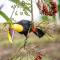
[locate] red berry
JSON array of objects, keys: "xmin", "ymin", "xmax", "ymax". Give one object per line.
[
  {"xmin": 42, "ymin": 4, "xmax": 48, "ymax": 15},
  {"xmin": 50, "ymin": 2, "xmax": 58, "ymax": 15}
]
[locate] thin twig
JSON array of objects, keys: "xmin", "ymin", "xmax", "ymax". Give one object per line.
[
  {"xmin": 10, "ymin": 5, "xmax": 16, "ymax": 19},
  {"xmin": 31, "ymin": 0, "xmax": 33, "ymax": 23},
  {"xmin": 24, "ymin": 37, "xmax": 28, "ymax": 49}
]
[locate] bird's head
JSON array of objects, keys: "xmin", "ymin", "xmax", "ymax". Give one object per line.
[{"xmin": 8, "ymin": 24, "xmax": 23, "ymax": 43}]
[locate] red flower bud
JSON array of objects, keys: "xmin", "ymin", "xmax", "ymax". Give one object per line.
[{"xmin": 34, "ymin": 52, "xmax": 43, "ymax": 60}]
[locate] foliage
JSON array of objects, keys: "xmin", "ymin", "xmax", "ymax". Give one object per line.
[
  {"xmin": 0, "ymin": 11, "xmax": 13, "ymax": 26},
  {"xmin": 9, "ymin": 0, "xmax": 31, "ymax": 16},
  {"xmin": 41, "ymin": 16, "xmax": 48, "ymax": 22},
  {"xmin": 58, "ymin": 0, "xmax": 60, "ymax": 18}
]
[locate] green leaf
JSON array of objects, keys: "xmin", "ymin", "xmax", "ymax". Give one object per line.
[
  {"xmin": 58, "ymin": 0, "xmax": 60, "ymax": 18},
  {"xmin": 0, "ymin": 11, "xmax": 13, "ymax": 26},
  {"xmin": 24, "ymin": 10, "xmax": 30, "ymax": 16},
  {"xmin": 9, "ymin": 0, "xmax": 20, "ymax": 5},
  {"xmin": 41, "ymin": 16, "xmax": 48, "ymax": 21}
]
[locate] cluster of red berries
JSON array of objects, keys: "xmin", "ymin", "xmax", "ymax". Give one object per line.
[
  {"xmin": 49, "ymin": 2, "xmax": 58, "ymax": 16},
  {"xmin": 37, "ymin": 0, "xmax": 58, "ymax": 16},
  {"xmin": 34, "ymin": 52, "xmax": 43, "ymax": 60},
  {"xmin": 42, "ymin": 3, "xmax": 48, "ymax": 15}
]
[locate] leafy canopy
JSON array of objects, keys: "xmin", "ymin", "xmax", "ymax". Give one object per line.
[{"xmin": 9, "ymin": 0, "xmax": 31, "ymax": 16}]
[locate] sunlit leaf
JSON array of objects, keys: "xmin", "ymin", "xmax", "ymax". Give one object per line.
[
  {"xmin": 0, "ymin": 11, "xmax": 13, "ymax": 26},
  {"xmin": 8, "ymin": 31, "xmax": 13, "ymax": 43}
]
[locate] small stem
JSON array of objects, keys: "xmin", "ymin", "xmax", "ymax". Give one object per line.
[
  {"xmin": 10, "ymin": 5, "xmax": 16, "ymax": 19},
  {"xmin": 31, "ymin": 0, "xmax": 33, "ymax": 23}
]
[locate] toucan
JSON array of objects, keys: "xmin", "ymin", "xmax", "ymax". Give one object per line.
[{"xmin": 8, "ymin": 20, "xmax": 45, "ymax": 43}]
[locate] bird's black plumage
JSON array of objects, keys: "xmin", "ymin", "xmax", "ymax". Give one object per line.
[
  {"xmin": 33, "ymin": 28, "xmax": 45, "ymax": 38},
  {"xmin": 17, "ymin": 20, "xmax": 31, "ymax": 37},
  {"xmin": 16, "ymin": 20, "xmax": 45, "ymax": 38}
]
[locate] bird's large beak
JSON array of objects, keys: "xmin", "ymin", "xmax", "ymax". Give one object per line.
[{"xmin": 8, "ymin": 28, "xmax": 14, "ymax": 43}]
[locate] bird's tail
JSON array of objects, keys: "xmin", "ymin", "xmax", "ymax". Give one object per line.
[{"xmin": 33, "ymin": 28, "xmax": 45, "ymax": 38}]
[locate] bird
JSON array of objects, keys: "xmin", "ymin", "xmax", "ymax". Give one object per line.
[{"xmin": 8, "ymin": 20, "xmax": 45, "ymax": 44}]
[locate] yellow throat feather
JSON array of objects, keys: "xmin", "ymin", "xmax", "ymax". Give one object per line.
[{"xmin": 11, "ymin": 24, "xmax": 23, "ymax": 32}]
